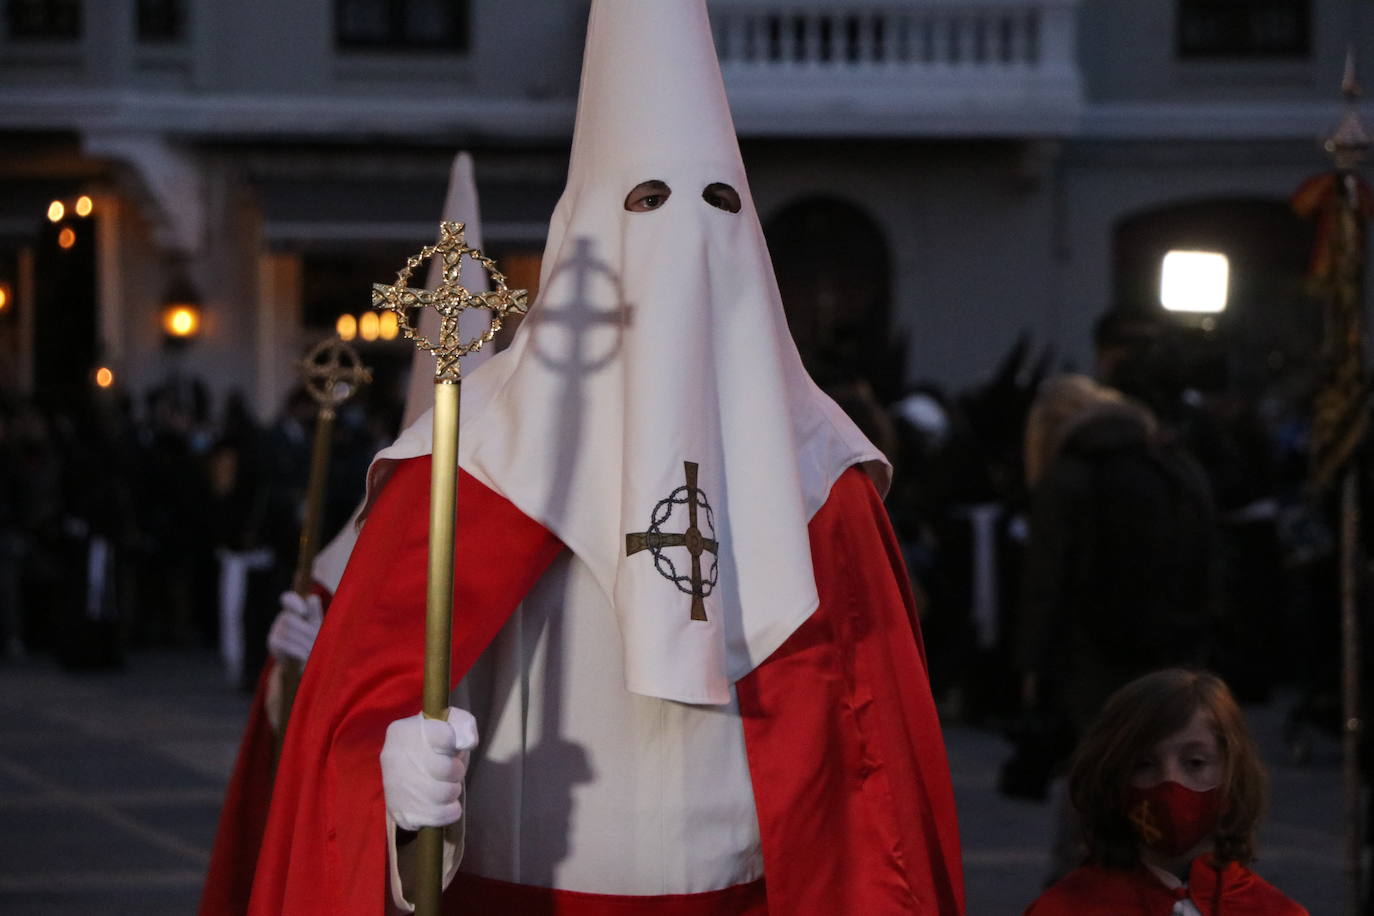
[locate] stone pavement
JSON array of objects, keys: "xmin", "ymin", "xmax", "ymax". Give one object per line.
[{"xmin": 0, "ymin": 649, "xmax": 1348, "ymax": 914}]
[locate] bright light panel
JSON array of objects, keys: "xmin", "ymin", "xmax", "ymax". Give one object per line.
[{"xmin": 1160, "ymin": 250, "xmax": 1229, "ymax": 314}]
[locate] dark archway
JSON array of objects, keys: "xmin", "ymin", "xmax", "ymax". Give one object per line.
[{"xmin": 763, "ymin": 196, "xmax": 899, "ymax": 399}]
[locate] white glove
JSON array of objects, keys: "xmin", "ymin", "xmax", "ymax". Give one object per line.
[
  {"xmin": 267, "ymin": 591, "xmax": 323, "ymax": 663},
  {"xmin": 380, "ymin": 709, "xmax": 478, "ymax": 832}
]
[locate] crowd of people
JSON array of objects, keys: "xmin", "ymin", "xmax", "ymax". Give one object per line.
[
  {"xmin": 0, "ymin": 3, "xmax": 1345, "ymax": 908},
  {"xmin": 0, "ymin": 297, "xmax": 1331, "ymax": 914},
  {"xmin": 856, "ymin": 309, "xmax": 1339, "ymax": 750},
  {"xmin": 0, "ymin": 303, "xmax": 1341, "ymax": 913},
  {"xmin": 0, "ymin": 371, "xmax": 401, "ymax": 685}
]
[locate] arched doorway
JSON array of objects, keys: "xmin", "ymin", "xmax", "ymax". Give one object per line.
[{"xmin": 763, "ymin": 196, "xmax": 898, "ymax": 398}]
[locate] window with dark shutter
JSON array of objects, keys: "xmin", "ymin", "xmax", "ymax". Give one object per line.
[
  {"xmin": 1177, "ymin": 0, "xmax": 1310, "ymax": 59},
  {"xmin": 6, "ymin": 0, "xmax": 81, "ymax": 39},
  {"xmin": 334, "ymin": 0, "xmax": 468, "ymax": 53}
]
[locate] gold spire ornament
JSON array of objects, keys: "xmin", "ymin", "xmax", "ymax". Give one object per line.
[
  {"xmin": 275, "ymin": 338, "xmax": 372, "ymax": 746},
  {"xmin": 372, "ymin": 221, "xmax": 527, "ymax": 916},
  {"xmin": 1294, "ymin": 46, "xmax": 1370, "ymax": 916}
]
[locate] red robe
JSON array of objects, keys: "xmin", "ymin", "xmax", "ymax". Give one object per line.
[
  {"xmin": 200, "ymin": 660, "xmax": 279, "ymax": 916},
  {"xmin": 244, "ymin": 456, "xmax": 965, "ymax": 914},
  {"xmin": 201, "ymin": 580, "xmax": 338, "ymax": 916},
  {"xmin": 1024, "ymin": 856, "xmax": 1308, "ymax": 916}
]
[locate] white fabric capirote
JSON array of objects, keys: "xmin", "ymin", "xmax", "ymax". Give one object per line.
[
  {"xmin": 311, "ymin": 152, "xmax": 491, "ymax": 595},
  {"xmin": 368, "ymin": 0, "xmax": 888, "ymax": 704}
]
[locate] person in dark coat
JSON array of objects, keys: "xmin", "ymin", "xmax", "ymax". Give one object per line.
[{"xmin": 1017, "ymin": 374, "xmax": 1218, "ymax": 880}]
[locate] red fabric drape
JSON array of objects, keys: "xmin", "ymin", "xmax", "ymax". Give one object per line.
[
  {"xmin": 738, "ymin": 468, "xmax": 966, "ymax": 915},
  {"xmin": 447, "ymin": 873, "xmax": 767, "ymax": 915},
  {"xmin": 247, "ymin": 457, "xmax": 564, "ymax": 914},
  {"xmin": 238, "ymin": 460, "xmax": 964, "ymax": 914},
  {"xmin": 201, "ymin": 579, "xmax": 336, "ymax": 916},
  {"xmin": 1024, "ymin": 855, "xmax": 1308, "ymax": 915},
  {"xmin": 199, "ymin": 660, "xmax": 279, "ymax": 916}
]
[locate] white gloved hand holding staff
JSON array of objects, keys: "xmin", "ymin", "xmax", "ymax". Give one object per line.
[
  {"xmin": 381, "ymin": 708, "xmax": 478, "ymax": 831},
  {"xmin": 267, "ymin": 591, "xmax": 323, "ymax": 664}
]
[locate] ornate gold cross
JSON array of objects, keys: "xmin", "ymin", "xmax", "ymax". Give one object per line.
[
  {"xmin": 626, "ymin": 461, "xmax": 719, "ymax": 622},
  {"xmin": 371, "ymin": 220, "xmax": 529, "ymax": 382},
  {"xmin": 373, "ymin": 221, "xmax": 529, "ymax": 916},
  {"xmin": 298, "ymin": 337, "xmax": 372, "ymax": 417}
]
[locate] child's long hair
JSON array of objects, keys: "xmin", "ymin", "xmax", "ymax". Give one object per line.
[{"xmin": 1068, "ymin": 668, "xmax": 1267, "ymax": 868}]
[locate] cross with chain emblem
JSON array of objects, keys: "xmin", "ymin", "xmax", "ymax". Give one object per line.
[
  {"xmin": 370, "ymin": 220, "xmax": 529, "ymax": 382},
  {"xmin": 626, "ymin": 461, "xmax": 719, "ymax": 622}
]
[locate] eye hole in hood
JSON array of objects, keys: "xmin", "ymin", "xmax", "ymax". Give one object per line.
[
  {"xmin": 625, "ymin": 180, "xmax": 671, "ymax": 212},
  {"xmin": 702, "ymin": 182, "xmax": 741, "ymax": 214}
]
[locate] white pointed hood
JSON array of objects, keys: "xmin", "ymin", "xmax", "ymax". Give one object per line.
[{"xmin": 370, "ymin": 0, "xmax": 887, "ymax": 704}]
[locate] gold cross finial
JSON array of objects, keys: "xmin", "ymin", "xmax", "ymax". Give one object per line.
[
  {"xmin": 371, "ymin": 221, "xmax": 530, "ymax": 382},
  {"xmin": 1326, "ymin": 45, "xmax": 1370, "ymax": 172},
  {"xmin": 298, "ymin": 337, "xmax": 372, "ymax": 416}
]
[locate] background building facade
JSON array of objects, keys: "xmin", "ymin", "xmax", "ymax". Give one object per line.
[{"xmin": 0, "ymin": 0, "xmax": 1368, "ymax": 418}]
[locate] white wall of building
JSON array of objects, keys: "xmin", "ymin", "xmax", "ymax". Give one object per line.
[{"xmin": 1, "ymin": 0, "xmax": 1371, "ymax": 411}]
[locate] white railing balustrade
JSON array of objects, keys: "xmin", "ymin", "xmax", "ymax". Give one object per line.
[
  {"xmin": 715, "ymin": 6, "xmax": 1045, "ymax": 69},
  {"xmin": 710, "ymin": 0, "xmax": 1084, "ymax": 135}
]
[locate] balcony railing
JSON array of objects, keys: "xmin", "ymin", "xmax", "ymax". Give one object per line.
[{"xmin": 711, "ymin": 0, "xmax": 1084, "ymax": 136}]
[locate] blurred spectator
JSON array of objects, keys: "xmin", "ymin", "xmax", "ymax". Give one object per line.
[
  {"xmin": 1015, "ymin": 374, "xmax": 1217, "ymax": 880},
  {"xmin": 209, "ymin": 390, "xmax": 273, "ymax": 686},
  {"xmin": 233, "ymin": 387, "xmax": 315, "ymax": 689},
  {"xmin": 132, "ymin": 375, "xmax": 216, "ymax": 647}
]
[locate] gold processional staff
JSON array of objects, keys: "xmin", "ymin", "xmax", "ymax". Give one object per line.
[
  {"xmin": 275, "ymin": 337, "xmax": 372, "ymax": 750},
  {"xmin": 372, "ymin": 220, "xmax": 529, "ymax": 916}
]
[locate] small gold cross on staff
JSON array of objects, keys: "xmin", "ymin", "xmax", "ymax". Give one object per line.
[
  {"xmin": 372, "ymin": 220, "xmax": 527, "ymax": 916},
  {"xmin": 371, "ymin": 220, "xmax": 528, "ymax": 382},
  {"xmin": 275, "ymin": 338, "xmax": 372, "ymax": 747}
]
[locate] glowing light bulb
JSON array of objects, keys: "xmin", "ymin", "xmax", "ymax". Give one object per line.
[
  {"xmin": 359, "ymin": 311, "xmax": 380, "ymax": 342},
  {"xmin": 47, "ymin": 201, "xmax": 65, "ymax": 222},
  {"xmin": 57, "ymin": 227, "xmax": 76, "ymax": 249},
  {"xmin": 336, "ymin": 314, "xmax": 357, "ymax": 341},
  {"xmin": 162, "ymin": 305, "xmax": 201, "ymax": 338},
  {"xmin": 75, "ymin": 195, "xmax": 93, "ymax": 217},
  {"xmin": 378, "ymin": 310, "xmax": 399, "ymax": 340},
  {"xmin": 95, "ymin": 367, "xmax": 114, "ymax": 388}
]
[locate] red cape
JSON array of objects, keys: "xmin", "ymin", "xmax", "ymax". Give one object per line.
[
  {"xmin": 243, "ymin": 456, "xmax": 964, "ymax": 914},
  {"xmin": 200, "ymin": 660, "xmax": 279, "ymax": 916},
  {"xmin": 201, "ymin": 582, "xmax": 337, "ymax": 916},
  {"xmin": 1024, "ymin": 856, "xmax": 1308, "ymax": 916}
]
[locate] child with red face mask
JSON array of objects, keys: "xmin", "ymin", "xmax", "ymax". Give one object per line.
[{"xmin": 1024, "ymin": 668, "xmax": 1308, "ymax": 916}]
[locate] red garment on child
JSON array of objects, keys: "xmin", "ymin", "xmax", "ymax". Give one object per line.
[{"xmin": 1024, "ymin": 854, "xmax": 1308, "ymax": 916}]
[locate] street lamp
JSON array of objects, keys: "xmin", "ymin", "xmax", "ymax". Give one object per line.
[{"xmin": 160, "ymin": 270, "xmax": 203, "ymax": 343}]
